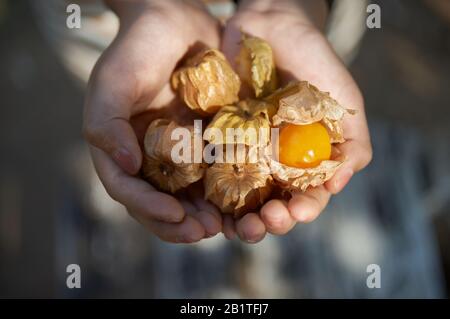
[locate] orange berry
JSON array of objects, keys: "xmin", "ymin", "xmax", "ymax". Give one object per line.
[{"xmin": 278, "ymin": 123, "xmax": 331, "ymax": 168}]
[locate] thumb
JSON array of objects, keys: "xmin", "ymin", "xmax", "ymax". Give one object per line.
[
  {"xmin": 83, "ymin": 75, "xmax": 143, "ymax": 175},
  {"xmin": 83, "ymin": 116, "xmax": 142, "ymax": 175}
]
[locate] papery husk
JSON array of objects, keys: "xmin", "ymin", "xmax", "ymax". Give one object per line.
[
  {"xmin": 269, "ymin": 156, "xmax": 343, "ymax": 192},
  {"xmin": 171, "ymin": 49, "xmax": 241, "ymax": 115},
  {"xmin": 236, "ymin": 33, "xmax": 278, "ymax": 98},
  {"xmin": 142, "ymin": 119, "xmax": 205, "ymax": 193},
  {"xmin": 267, "ymin": 81, "xmax": 356, "ymax": 143},
  {"xmin": 204, "ymin": 147, "xmax": 272, "ymax": 218},
  {"xmin": 264, "ymin": 81, "xmax": 354, "ymax": 191},
  {"xmin": 205, "ymin": 99, "xmax": 275, "ymax": 146}
]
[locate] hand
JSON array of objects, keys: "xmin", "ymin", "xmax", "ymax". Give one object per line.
[
  {"xmin": 83, "ymin": 0, "xmax": 222, "ymax": 243},
  {"xmin": 221, "ymin": 0, "xmax": 373, "ymax": 243}
]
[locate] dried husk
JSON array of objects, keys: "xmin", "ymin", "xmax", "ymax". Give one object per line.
[
  {"xmin": 204, "ymin": 148, "xmax": 272, "ymax": 218},
  {"xmin": 205, "ymin": 99, "xmax": 275, "ymax": 146},
  {"xmin": 171, "ymin": 49, "xmax": 241, "ymax": 115},
  {"xmin": 141, "ymin": 119, "xmax": 205, "ymax": 193},
  {"xmin": 268, "ymin": 153, "xmax": 343, "ymax": 192},
  {"xmin": 265, "ymin": 81, "xmax": 355, "ymax": 191},
  {"xmin": 236, "ymin": 33, "xmax": 278, "ymax": 98},
  {"xmin": 267, "ymin": 81, "xmax": 356, "ymax": 143}
]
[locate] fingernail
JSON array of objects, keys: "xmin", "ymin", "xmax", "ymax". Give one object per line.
[
  {"xmin": 243, "ymin": 232, "xmax": 259, "ymax": 244},
  {"xmin": 203, "ymin": 214, "xmax": 220, "ymax": 237},
  {"xmin": 113, "ymin": 148, "xmax": 138, "ymax": 175},
  {"xmin": 334, "ymin": 168, "xmax": 353, "ymax": 193},
  {"xmin": 176, "ymin": 234, "xmax": 197, "ymax": 243},
  {"xmin": 223, "ymin": 230, "xmax": 236, "ymax": 241},
  {"xmin": 178, "ymin": 236, "xmax": 194, "ymax": 243}
]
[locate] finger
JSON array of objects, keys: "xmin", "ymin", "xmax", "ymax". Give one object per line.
[
  {"xmin": 188, "ymin": 208, "xmax": 221, "ymax": 238},
  {"xmin": 181, "ymin": 183, "xmax": 222, "ymax": 237},
  {"xmin": 288, "ymin": 185, "xmax": 331, "ymax": 223},
  {"xmin": 221, "ymin": 11, "xmax": 268, "ymax": 67},
  {"xmin": 221, "ymin": 19, "xmax": 242, "ymax": 68},
  {"xmin": 235, "ymin": 213, "xmax": 266, "ymax": 243},
  {"xmin": 187, "ymin": 184, "xmax": 222, "ymax": 222},
  {"xmin": 180, "ymin": 199, "xmax": 220, "ymax": 238},
  {"xmin": 91, "ymin": 146, "xmax": 184, "ymax": 223},
  {"xmin": 135, "ymin": 214, "xmax": 205, "ymax": 244},
  {"xmin": 223, "ymin": 215, "xmax": 237, "ymax": 240},
  {"xmin": 134, "ymin": 197, "xmax": 204, "ymax": 243},
  {"xmin": 82, "ymin": 50, "xmax": 154, "ymax": 175},
  {"xmin": 193, "ymin": 198, "xmax": 222, "ymax": 224},
  {"xmin": 179, "ymin": 198, "xmax": 198, "ymax": 214},
  {"xmin": 83, "ymin": 115, "xmax": 142, "ymax": 175},
  {"xmin": 83, "ymin": 68, "xmax": 144, "ymax": 175},
  {"xmin": 194, "ymin": 211, "xmax": 221, "ymax": 238},
  {"xmin": 82, "ymin": 17, "xmax": 184, "ymax": 174},
  {"xmin": 260, "ymin": 200, "xmax": 296, "ymax": 235},
  {"xmin": 325, "ymin": 139, "xmax": 372, "ymax": 194}
]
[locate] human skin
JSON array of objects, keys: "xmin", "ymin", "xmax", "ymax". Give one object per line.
[
  {"xmin": 83, "ymin": 0, "xmax": 224, "ymax": 243},
  {"xmin": 220, "ymin": 0, "xmax": 372, "ymax": 242},
  {"xmin": 83, "ymin": 0, "xmax": 372, "ymax": 244}
]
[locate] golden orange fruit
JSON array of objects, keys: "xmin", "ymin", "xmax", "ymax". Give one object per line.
[{"xmin": 279, "ymin": 123, "xmax": 331, "ymax": 168}]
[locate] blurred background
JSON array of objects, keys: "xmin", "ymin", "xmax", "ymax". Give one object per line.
[{"xmin": 0, "ymin": 0, "xmax": 449, "ymax": 298}]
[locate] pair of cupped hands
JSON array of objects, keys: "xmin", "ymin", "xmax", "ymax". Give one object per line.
[{"xmin": 83, "ymin": 0, "xmax": 372, "ymax": 244}]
